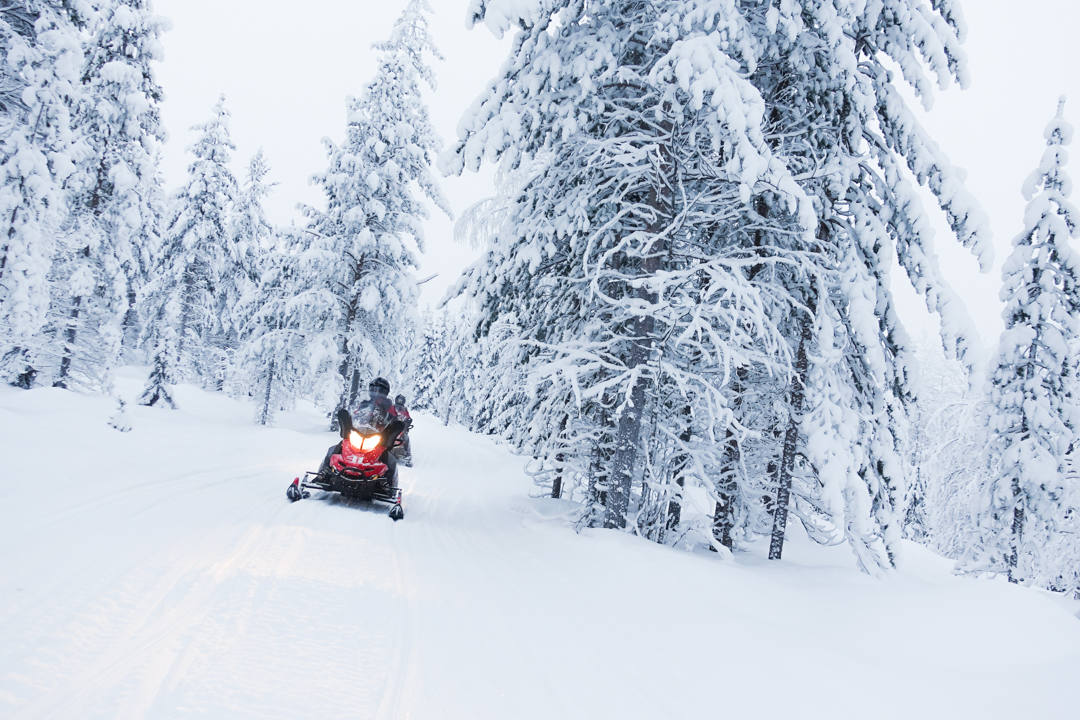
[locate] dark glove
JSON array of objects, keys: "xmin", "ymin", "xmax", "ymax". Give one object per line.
[{"xmin": 336, "ymin": 408, "xmax": 353, "ymax": 437}]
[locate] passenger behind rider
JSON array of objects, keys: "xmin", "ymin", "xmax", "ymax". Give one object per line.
[{"xmin": 390, "ymin": 394, "xmax": 413, "ymax": 466}]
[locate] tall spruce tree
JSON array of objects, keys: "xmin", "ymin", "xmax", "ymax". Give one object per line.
[
  {"xmin": 982, "ymin": 99, "xmax": 1080, "ymax": 585},
  {"xmin": 746, "ymin": 0, "xmax": 989, "ymax": 570},
  {"xmin": 453, "ymin": 1, "xmax": 821, "ymax": 533},
  {"xmin": 224, "ymin": 149, "xmax": 276, "ymax": 398},
  {"xmin": 138, "ymin": 96, "xmax": 237, "ymax": 404},
  {"xmin": 302, "ymin": 0, "xmax": 448, "ymax": 420},
  {"xmin": 240, "ymin": 233, "xmax": 309, "ymax": 426},
  {"xmin": 51, "ymin": 0, "xmax": 166, "ymax": 391},
  {"xmin": 457, "ymin": 1, "xmax": 988, "ymax": 570},
  {"xmin": 231, "ymin": 159, "xmax": 310, "ymax": 425},
  {"xmin": 0, "ymin": 1, "xmax": 84, "ymax": 387}
]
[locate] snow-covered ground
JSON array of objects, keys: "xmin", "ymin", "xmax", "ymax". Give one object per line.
[{"xmin": 2, "ymin": 372, "xmax": 1079, "ymax": 719}]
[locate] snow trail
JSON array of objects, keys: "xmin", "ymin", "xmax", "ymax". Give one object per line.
[{"xmin": 1, "ymin": 380, "xmax": 1079, "ymax": 719}]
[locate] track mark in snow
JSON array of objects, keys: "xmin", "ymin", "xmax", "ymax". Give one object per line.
[
  {"xmin": 375, "ymin": 513, "xmax": 420, "ymax": 720},
  {"xmin": 12, "ymin": 495, "xmax": 287, "ymax": 719}
]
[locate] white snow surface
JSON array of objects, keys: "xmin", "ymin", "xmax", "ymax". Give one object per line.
[{"xmin": 1, "ymin": 371, "xmax": 1079, "ymax": 719}]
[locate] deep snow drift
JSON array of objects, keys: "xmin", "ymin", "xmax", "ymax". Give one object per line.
[{"xmin": 1, "ymin": 372, "xmax": 1079, "ymax": 719}]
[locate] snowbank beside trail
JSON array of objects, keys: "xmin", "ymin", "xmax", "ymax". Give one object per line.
[{"xmin": 1, "ymin": 374, "xmax": 1079, "ymax": 719}]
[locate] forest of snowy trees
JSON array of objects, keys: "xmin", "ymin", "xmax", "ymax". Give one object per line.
[{"xmin": 1, "ymin": 0, "xmax": 1077, "ymax": 594}]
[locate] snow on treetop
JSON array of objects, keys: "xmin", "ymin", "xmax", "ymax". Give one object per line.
[
  {"xmin": 466, "ymin": 0, "xmax": 546, "ymax": 36},
  {"xmin": 1047, "ymin": 96, "xmax": 1074, "ymax": 145}
]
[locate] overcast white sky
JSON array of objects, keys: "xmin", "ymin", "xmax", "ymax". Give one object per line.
[{"xmin": 154, "ymin": 0, "xmax": 1080, "ymax": 359}]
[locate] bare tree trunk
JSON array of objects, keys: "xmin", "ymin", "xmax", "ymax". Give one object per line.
[
  {"xmin": 551, "ymin": 459, "xmax": 564, "ymax": 499},
  {"xmin": 1007, "ymin": 477, "xmax": 1024, "ymax": 584},
  {"xmin": 1008, "ymin": 336, "xmax": 1040, "ymax": 584},
  {"xmin": 604, "ymin": 120, "xmax": 673, "ymax": 529},
  {"xmin": 214, "ymin": 344, "xmax": 228, "ymax": 392},
  {"xmin": 332, "ymin": 261, "xmax": 364, "ymax": 431},
  {"xmin": 122, "ymin": 288, "xmax": 139, "ymax": 353},
  {"xmin": 713, "ymin": 366, "xmax": 748, "ymax": 551},
  {"xmin": 665, "ymin": 404, "xmax": 692, "ymax": 536},
  {"xmin": 768, "ymin": 318, "xmax": 811, "ymax": 561},
  {"xmin": 1, "ymin": 207, "xmax": 18, "ymax": 288},
  {"xmin": 607, "ymin": 360, "xmax": 650, "ymax": 529},
  {"xmin": 56, "ymin": 245, "xmax": 95, "ymax": 389},
  {"xmin": 551, "ymin": 414, "xmax": 568, "ymax": 499},
  {"xmin": 713, "ymin": 430, "xmax": 739, "ymax": 550},
  {"xmin": 177, "ymin": 268, "xmax": 198, "ymax": 380},
  {"xmin": 586, "ymin": 402, "xmax": 613, "ymax": 527},
  {"xmin": 53, "ymin": 294, "xmax": 83, "ymax": 388},
  {"xmin": 258, "ymin": 359, "xmax": 276, "ymax": 425}
]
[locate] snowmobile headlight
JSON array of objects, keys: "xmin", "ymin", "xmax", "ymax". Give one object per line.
[{"xmin": 349, "ymin": 430, "xmax": 381, "ymax": 452}]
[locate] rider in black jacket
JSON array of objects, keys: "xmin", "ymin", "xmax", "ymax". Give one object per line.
[{"xmin": 318, "ymin": 377, "xmax": 407, "ymax": 486}]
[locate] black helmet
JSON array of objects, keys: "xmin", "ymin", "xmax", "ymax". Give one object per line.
[
  {"xmin": 368, "ymin": 376, "xmax": 390, "ymax": 396},
  {"xmin": 395, "ymin": 394, "xmax": 407, "ymax": 407}
]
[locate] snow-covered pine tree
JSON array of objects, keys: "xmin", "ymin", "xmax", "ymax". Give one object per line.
[
  {"xmin": 233, "ymin": 150, "xmax": 274, "ymax": 260},
  {"xmin": 138, "ymin": 96, "xmax": 237, "ymax": 402},
  {"xmin": 458, "ymin": 1, "xmax": 988, "ymax": 569},
  {"xmin": 239, "ymin": 229, "xmax": 310, "ymax": 426},
  {"xmin": 50, "ymin": 0, "xmax": 167, "ymax": 391},
  {"xmin": 230, "ymin": 158, "xmax": 309, "ymax": 425},
  {"xmin": 226, "ymin": 149, "xmax": 277, "ymax": 398},
  {"xmin": 406, "ymin": 310, "xmax": 445, "ymax": 413},
  {"xmin": 210, "ymin": 148, "xmax": 268, "ymax": 392},
  {"xmin": 748, "ymin": 0, "xmax": 989, "ymax": 570},
  {"xmin": 0, "ymin": 1, "xmax": 84, "ymax": 387},
  {"xmin": 453, "ymin": 1, "xmax": 818, "ymax": 534},
  {"xmin": 981, "ymin": 99, "xmax": 1080, "ymax": 585},
  {"xmin": 302, "ymin": 0, "xmax": 448, "ymax": 421}
]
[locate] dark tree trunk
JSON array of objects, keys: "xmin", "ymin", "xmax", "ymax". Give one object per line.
[
  {"xmin": 607, "ymin": 363, "xmax": 650, "ymax": 529},
  {"xmin": 713, "ymin": 433, "xmax": 739, "ymax": 551},
  {"xmin": 122, "ymin": 288, "xmax": 139, "ymax": 352},
  {"xmin": 258, "ymin": 359, "xmax": 276, "ymax": 425},
  {"xmin": 586, "ymin": 402, "xmax": 613, "ymax": 527},
  {"xmin": 768, "ymin": 318, "xmax": 812, "ymax": 561},
  {"xmin": 56, "ymin": 246, "xmax": 93, "ymax": 389},
  {"xmin": 53, "ymin": 295, "xmax": 83, "ymax": 388},
  {"xmin": 214, "ymin": 345, "xmax": 228, "ymax": 392},
  {"xmin": 589, "ymin": 449, "xmax": 610, "ymax": 527},
  {"xmin": 1008, "ymin": 477, "xmax": 1024, "ymax": 584},
  {"xmin": 551, "ymin": 414, "xmax": 568, "ymax": 499},
  {"xmin": 665, "ymin": 404, "xmax": 692, "ymax": 536},
  {"xmin": 332, "ymin": 260, "xmax": 363, "ymax": 431},
  {"xmin": 713, "ymin": 367, "xmax": 748, "ymax": 551},
  {"xmin": 1008, "ymin": 336, "xmax": 1040, "ymax": 583},
  {"xmin": 1, "ymin": 206, "xmax": 17, "ymax": 288},
  {"xmin": 178, "ymin": 268, "xmax": 198, "ymax": 376},
  {"xmin": 604, "ymin": 120, "xmax": 673, "ymax": 530}
]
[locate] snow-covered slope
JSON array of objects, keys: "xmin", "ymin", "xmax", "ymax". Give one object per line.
[{"xmin": 1, "ymin": 373, "xmax": 1079, "ymax": 719}]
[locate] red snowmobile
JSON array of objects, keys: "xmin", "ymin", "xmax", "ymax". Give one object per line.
[{"xmin": 287, "ymin": 416, "xmax": 405, "ymax": 521}]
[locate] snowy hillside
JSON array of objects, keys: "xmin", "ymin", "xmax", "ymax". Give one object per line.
[{"xmin": 1, "ymin": 374, "xmax": 1078, "ymax": 719}]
